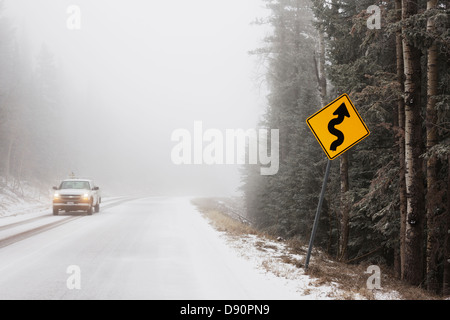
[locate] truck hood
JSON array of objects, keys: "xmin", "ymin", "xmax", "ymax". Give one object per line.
[{"xmin": 57, "ymin": 189, "xmax": 89, "ymax": 196}]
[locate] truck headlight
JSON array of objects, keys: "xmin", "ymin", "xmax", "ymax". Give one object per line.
[
  {"xmin": 82, "ymin": 193, "xmax": 90, "ymax": 201},
  {"xmin": 53, "ymin": 193, "xmax": 61, "ymax": 200}
]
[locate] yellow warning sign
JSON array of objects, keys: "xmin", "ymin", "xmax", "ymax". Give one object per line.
[{"xmin": 306, "ymin": 94, "xmax": 370, "ymax": 160}]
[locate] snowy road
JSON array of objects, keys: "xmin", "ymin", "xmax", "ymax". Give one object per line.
[{"xmin": 0, "ymin": 197, "xmax": 300, "ymax": 300}]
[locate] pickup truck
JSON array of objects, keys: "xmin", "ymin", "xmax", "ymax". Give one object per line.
[{"xmin": 52, "ymin": 179, "xmax": 101, "ymax": 215}]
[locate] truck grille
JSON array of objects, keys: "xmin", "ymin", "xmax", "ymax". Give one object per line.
[{"xmin": 61, "ymin": 195, "xmax": 82, "ymax": 201}]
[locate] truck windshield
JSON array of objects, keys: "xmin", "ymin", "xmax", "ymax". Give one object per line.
[{"xmin": 59, "ymin": 181, "xmax": 90, "ymax": 190}]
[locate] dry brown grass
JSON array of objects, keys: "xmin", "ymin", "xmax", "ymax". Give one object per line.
[
  {"xmin": 192, "ymin": 197, "xmax": 444, "ymax": 300},
  {"xmin": 300, "ymin": 249, "xmax": 441, "ymax": 300},
  {"xmin": 192, "ymin": 198, "xmax": 258, "ymax": 237}
]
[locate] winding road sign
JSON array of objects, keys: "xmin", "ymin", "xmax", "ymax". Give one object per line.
[{"xmin": 306, "ymin": 94, "xmax": 370, "ymax": 160}]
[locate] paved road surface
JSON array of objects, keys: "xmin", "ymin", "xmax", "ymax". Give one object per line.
[{"xmin": 0, "ymin": 197, "xmax": 298, "ymax": 300}]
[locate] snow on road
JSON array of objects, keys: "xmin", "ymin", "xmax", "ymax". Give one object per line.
[{"xmin": 0, "ymin": 197, "xmax": 311, "ymax": 300}]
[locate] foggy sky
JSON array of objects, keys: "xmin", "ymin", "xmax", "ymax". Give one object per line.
[{"xmin": 4, "ymin": 0, "xmax": 270, "ymax": 196}]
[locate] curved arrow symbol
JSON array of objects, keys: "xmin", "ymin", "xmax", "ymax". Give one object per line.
[{"xmin": 328, "ymin": 102, "xmax": 350, "ymax": 152}]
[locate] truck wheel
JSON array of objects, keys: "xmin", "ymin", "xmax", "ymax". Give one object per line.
[
  {"xmin": 94, "ymin": 203, "xmax": 100, "ymax": 213},
  {"xmin": 87, "ymin": 206, "xmax": 93, "ymax": 215},
  {"xmin": 53, "ymin": 208, "xmax": 59, "ymax": 216}
]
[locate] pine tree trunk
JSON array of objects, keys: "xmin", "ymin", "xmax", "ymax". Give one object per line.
[
  {"xmin": 425, "ymin": 0, "xmax": 440, "ymax": 293},
  {"xmin": 443, "ymin": 154, "xmax": 450, "ymax": 295},
  {"xmin": 395, "ymin": 0, "xmax": 407, "ymax": 280},
  {"xmin": 339, "ymin": 152, "xmax": 350, "ymax": 262},
  {"xmin": 318, "ymin": 29, "xmax": 327, "ymax": 106},
  {"xmin": 402, "ymin": 0, "xmax": 425, "ymax": 286}
]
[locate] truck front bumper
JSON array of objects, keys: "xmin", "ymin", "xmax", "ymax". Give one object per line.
[{"xmin": 53, "ymin": 202, "xmax": 90, "ymax": 211}]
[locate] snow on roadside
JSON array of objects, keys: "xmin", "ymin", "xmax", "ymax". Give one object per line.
[
  {"xmin": 200, "ymin": 215, "xmax": 403, "ymax": 300},
  {"xmin": 216, "ymin": 232, "xmax": 345, "ymax": 299},
  {"xmin": 0, "ymin": 180, "xmax": 51, "ymax": 219}
]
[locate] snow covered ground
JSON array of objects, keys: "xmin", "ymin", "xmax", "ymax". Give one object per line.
[
  {"xmin": 219, "ymin": 233, "xmax": 342, "ymax": 300},
  {"xmin": 0, "ymin": 180, "xmax": 50, "ymax": 218},
  {"xmin": 0, "ymin": 197, "xmax": 306, "ymax": 299},
  {"xmin": 195, "ymin": 199, "xmax": 407, "ymax": 300},
  {"xmin": 0, "ymin": 192, "xmax": 422, "ymax": 300},
  {"xmin": 210, "ymin": 231, "xmax": 403, "ymax": 300}
]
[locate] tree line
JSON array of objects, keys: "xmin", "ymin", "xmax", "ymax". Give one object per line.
[
  {"xmin": 0, "ymin": 8, "xmax": 63, "ymax": 191},
  {"xmin": 243, "ymin": 0, "xmax": 449, "ymax": 295},
  {"xmin": 0, "ymin": 4, "xmax": 95, "ymax": 193}
]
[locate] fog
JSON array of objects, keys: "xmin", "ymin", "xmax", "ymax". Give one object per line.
[{"xmin": 4, "ymin": 0, "xmax": 269, "ymax": 196}]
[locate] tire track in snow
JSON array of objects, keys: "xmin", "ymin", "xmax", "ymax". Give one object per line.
[{"xmin": 0, "ymin": 197, "xmax": 138, "ymax": 249}]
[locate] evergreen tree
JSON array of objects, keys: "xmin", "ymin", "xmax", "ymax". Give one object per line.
[
  {"xmin": 245, "ymin": 0, "xmax": 324, "ymax": 241},
  {"xmin": 247, "ymin": 0, "xmax": 450, "ymax": 292}
]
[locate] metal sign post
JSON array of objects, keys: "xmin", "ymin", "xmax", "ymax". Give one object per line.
[
  {"xmin": 304, "ymin": 94, "xmax": 370, "ymax": 271},
  {"xmin": 304, "ymin": 159, "xmax": 331, "ymax": 271}
]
